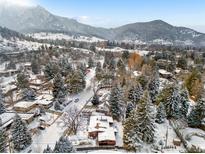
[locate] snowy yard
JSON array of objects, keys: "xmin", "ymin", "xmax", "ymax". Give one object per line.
[{"xmin": 155, "ymin": 120, "xmax": 186, "ymax": 153}]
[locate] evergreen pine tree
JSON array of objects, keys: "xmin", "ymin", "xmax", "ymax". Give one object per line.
[
  {"xmin": 66, "ymin": 70, "xmax": 86, "ymax": 94},
  {"xmin": 53, "ymin": 136, "xmax": 75, "ymax": 153},
  {"xmin": 117, "ymin": 59, "xmax": 126, "ymax": 73},
  {"xmin": 125, "ymin": 102, "xmax": 134, "ymax": 118},
  {"xmin": 180, "ymin": 88, "xmax": 189, "ymax": 118},
  {"xmin": 0, "ymin": 88, "xmax": 4, "ymax": 103},
  {"xmin": 52, "ymin": 73, "xmax": 66, "ymax": 100},
  {"xmin": 0, "ymin": 101, "xmax": 6, "ymax": 114},
  {"xmin": 109, "ymin": 85, "xmax": 126, "ymax": 121},
  {"xmin": 95, "ymin": 62, "xmax": 103, "ymax": 80},
  {"xmin": 134, "ymin": 91, "xmax": 156, "ymax": 143},
  {"xmin": 22, "ymin": 88, "xmax": 36, "ymax": 101},
  {"xmin": 44, "ymin": 62, "xmax": 60, "ymax": 80},
  {"xmin": 58, "ymin": 58, "xmax": 73, "ymax": 77},
  {"xmin": 78, "ymin": 63, "xmax": 87, "ymax": 76},
  {"xmin": 88, "ymin": 57, "xmax": 94, "ymax": 68},
  {"xmin": 128, "ymin": 82, "xmax": 143, "ymax": 105},
  {"xmin": 188, "ymin": 98, "xmax": 205, "ymax": 127},
  {"xmin": 155, "ymin": 102, "xmax": 166, "ymax": 124},
  {"xmin": 108, "ymin": 58, "xmax": 116, "ymax": 71},
  {"xmin": 165, "ymin": 87, "xmax": 180, "ymax": 119},
  {"xmin": 16, "ymin": 72, "xmax": 29, "ymax": 89},
  {"xmin": 148, "ymin": 71, "xmax": 160, "ymax": 103},
  {"xmin": 123, "ymin": 109, "xmax": 142, "ymax": 151},
  {"xmin": 11, "ymin": 115, "xmax": 32, "ymax": 151},
  {"xmin": 43, "ymin": 145, "xmax": 53, "ymax": 153},
  {"xmin": 122, "ymin": 50, "xmax": 130, "ymax": 62},
  {"xmin": 31, "ymin": 58, "xmax": 40, "ymax": 74},
  {"xmin": 0, "ymin": 128, "xmax": 6, "ymax": 153},
  {"xmin": 91, "ymin": 93, "xmax": 100, "ymax": 106},
  {"xmin": 124, "ymin": 91, "xmax": 155, "ymax": 151},
  {"xmin": 137, "ymin": 75, "xmax": 149, "ymax": 90},
  {"xmin": 54, "ymin": 100, "xmax": 62, "ymax": 111}
]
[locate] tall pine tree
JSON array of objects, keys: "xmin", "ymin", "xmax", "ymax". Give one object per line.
[
  {"xmin": 0, "ymin": 128, "xmax": 6, "ymax": 152},
  {"xmin": 128, "ymin": 82, "xmax": 143, "ymax": 105},
  {"xmin": 11, "ymin": 115, "xmax": 32, "ymax": 151},
  {"xmin": 180, "ymin": 88, "xmax": 189, "ymax": 118},
  {"xmin": 155, "ymin": 102, "xmax": 166, "ymax": 124},
  {"xmin": 148, "ymin": 70, "xmax": 160, "ymax": 103},
  {"xmin": 0, "ymin": 101, "xmax": 6, "ymax": 114},
  {"xmin": 125, "ymin": 102, "xmax": 134, "ymax": 118},
  {"xmin": 52, "ymin": 73, "xmax": 66, "ymax": 100},
  {"xmin": 109, "ymin": 85, "xmax": 126, "ymax": 121},
  {"xmin": 134, "ymin": 90, "xmax": 156, "ymax": 143},
  {"xmin": 188, "ymin": 98, "xmax": 205, "ymax": 128},
  {"xmin": 124, "ymin": 91, "xmax": 155, "ymax": 151},
  {"xmin": 123, "ymin": 109, "xmax": 142, "ymax": 151},
  {"xmin": 165, "ymin": 86, "xmax": 180, "ymax": 119}
]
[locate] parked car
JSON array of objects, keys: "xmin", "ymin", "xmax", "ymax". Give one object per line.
[
  {"xmin": 74, "ymin": 98, "xmax": 79, "ymax": 103},
  {"xmin": 68, "ymin": 100, "xmax": 73, "ymax": 104}
]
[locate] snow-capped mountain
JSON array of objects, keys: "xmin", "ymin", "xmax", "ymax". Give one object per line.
[
  {"xmin": 1, "ymin": 4, "xmax": 205, "ymax": 46},
  {"xmin": 0, "ymin": 4, "xmax": 110, "ymax": 38}
]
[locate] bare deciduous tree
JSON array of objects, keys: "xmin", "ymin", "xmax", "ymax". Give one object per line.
[{"xmin": 62, "ymin": 106, "xmax": 83, "ymax": 135}]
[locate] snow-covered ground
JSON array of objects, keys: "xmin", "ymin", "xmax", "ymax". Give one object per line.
[
  {"xmin": 31, "ymin": 114, "xmax": 65, "ymax": 152},
  {"xmin": 155, "ymin": 120, "xmax": 186, "ymax": 153},
  {"xmin": 88, "ymin": 150, "xmax": 125, "ymax": 153},
  {"xmin": 0, "ymin": 38, "xmax": 48, "ymax": 52},
  {"xmin": 96, "ymin": 47, "xmax": 150, "ymax": 56},
  {"xmin": 29, "ymin": 32, "xmax": 105, "ymax": 42}
]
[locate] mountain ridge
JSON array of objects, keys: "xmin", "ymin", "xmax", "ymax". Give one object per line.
[{"xmin": 1, "ymin": 4, "xmax": 205, "ymax": 46}]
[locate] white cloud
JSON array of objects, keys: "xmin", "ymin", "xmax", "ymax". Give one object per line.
[
  {"xmin": 72, "ymin": 16, "xmax": 112, "ymax": 27},
  {"xmin": 73, "ymin": 16, "xmax": 90, "ymax": 23},
  {"xmin": 0, "ymin": 0, "xmax": 36, "ymax": 6},
  {"xmin": 189, "ymin": 25, "xmax": 205, "ymax": 33}
]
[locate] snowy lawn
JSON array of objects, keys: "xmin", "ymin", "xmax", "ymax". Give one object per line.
[
  {"xmin": 155, "ymin": 119, "xmax": 186, "ymax": 153},
  {"xmin": 30, "ymin": 113, "xmax": 65, "ymax": 152}
]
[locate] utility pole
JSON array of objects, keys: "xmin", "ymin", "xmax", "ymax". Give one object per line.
[{"xmin": 165, "ymin": 126, "xmax": 168, "ymax": 147}]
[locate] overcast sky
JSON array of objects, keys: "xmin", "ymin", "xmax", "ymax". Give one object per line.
[{"xmin": 2, "ymin": 0, "xmax": 205, "ymax": 33}]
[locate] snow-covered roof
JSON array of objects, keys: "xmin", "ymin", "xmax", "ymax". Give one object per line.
[
  {"xmin": 37, "ymin": 94, "xmax": 53, "ymax": 101},
  {"xmin": 18, "ymin": 113, "xmax": 34, "ymax": 120},
  {"xmin": 14, "ymin": 101, "xmax": 36, "ymax": 108},
  {"xmin": 98, "ymin": 128, "xmax": 116, "ymax": 141},
  {"xmin": 0, "ymin": 112, "xmax": 15, "ymax": 127},
  {"xmin": 36, "ymin": 99, "xmax": 52, "ymax": 105},
  {"xmin": 158, "ymin": 69, "xmax": 172, "ymax": 75},
  {"xmin": 35, "ymin": 94, "xmax": 53, "ymax": 105},
  {"xmin": 88, "ymin": 115, "xmax": 114, "ymax": 133},
  {"xmin": 2, "ymin": 84, "xmax": 17, "ymax": 94},
  {"xmin": 133, "ymin": 71, "xmax": 141, "ymax": 77},
  {"xmin": 175, "ymin": 68, "xmax": 181, "ymax": 73},
  {"xmin": 24, "ymin": 62, "xmax": 31, "ymax": 66}
]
